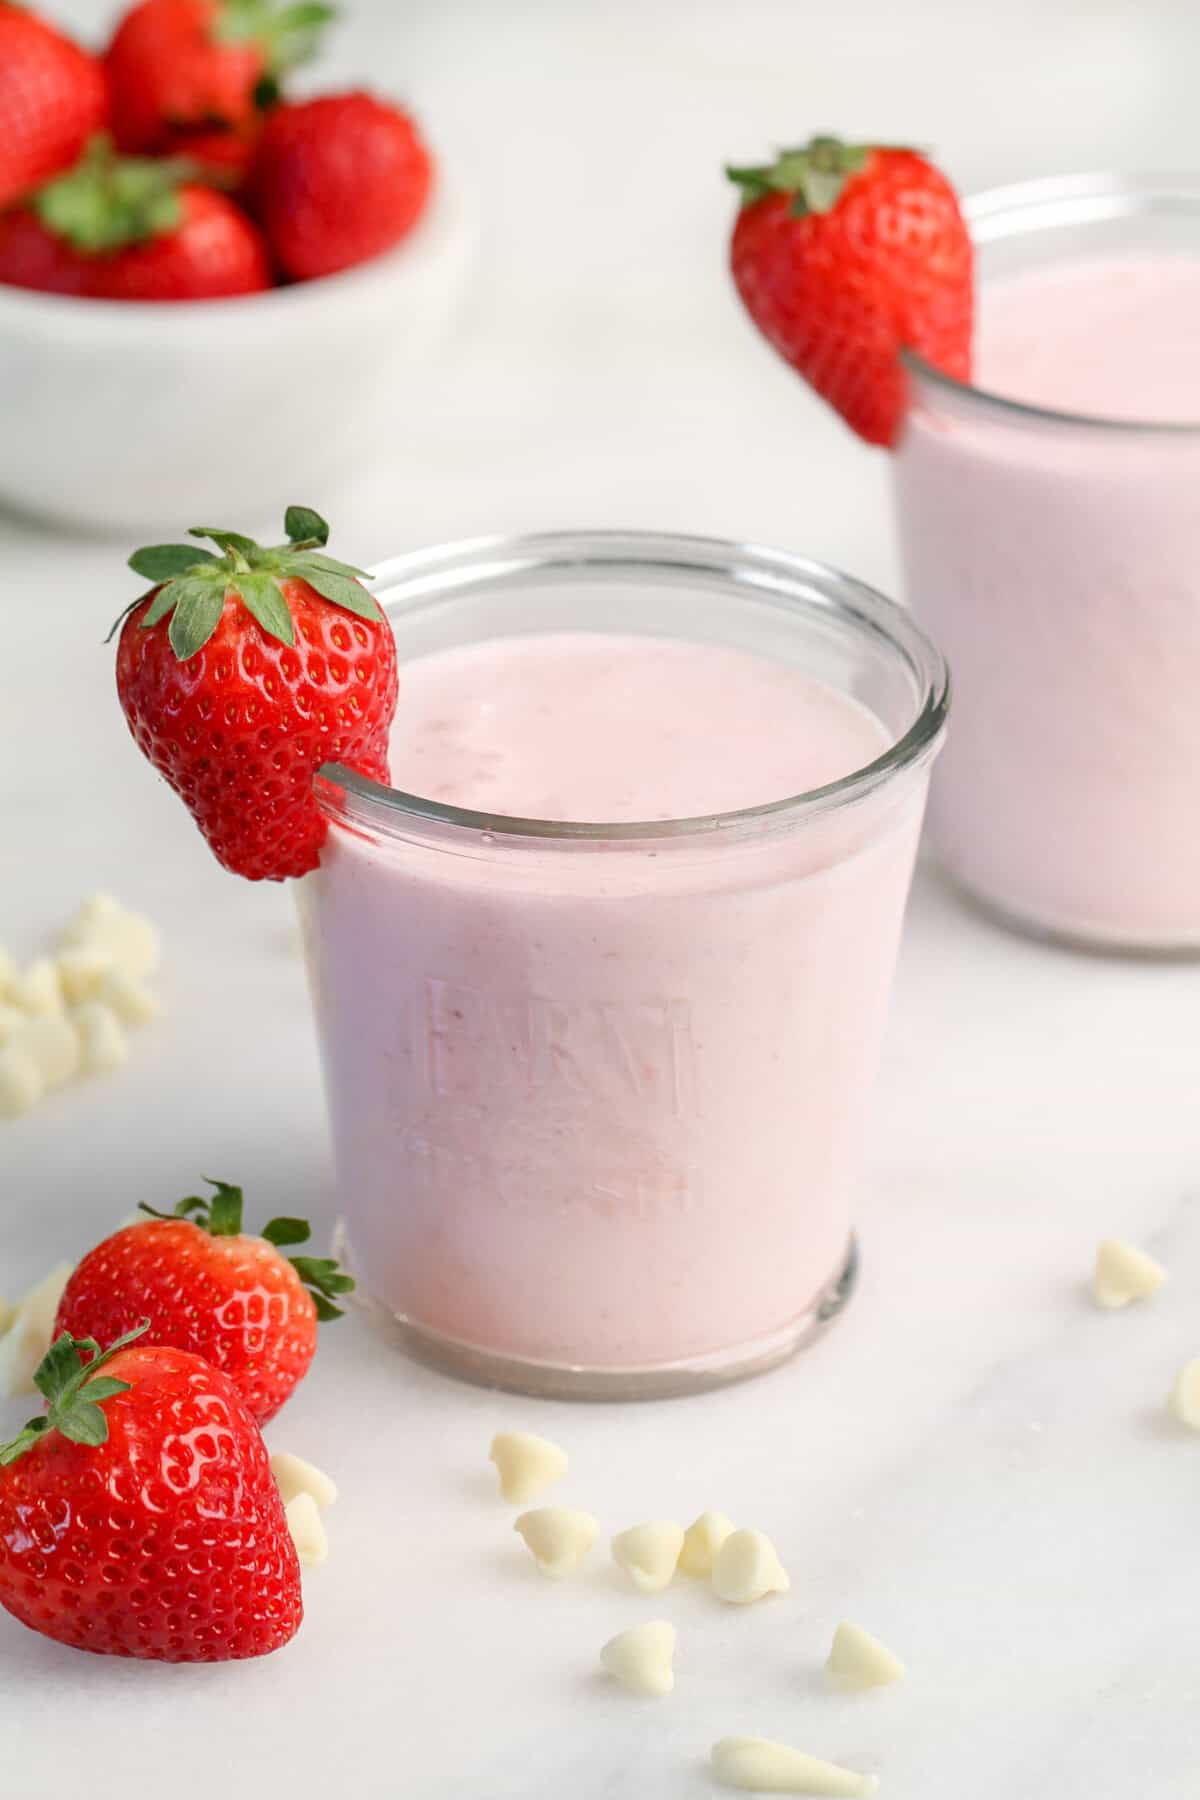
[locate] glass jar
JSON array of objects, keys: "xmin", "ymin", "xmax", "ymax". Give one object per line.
[
  {"xmin": 893, "ymin": 173, "xmax": 1200, "ymax": 951},
  {"xmin": 298, "ymin": 530, "xmax": 948, "ymax": 1398}
]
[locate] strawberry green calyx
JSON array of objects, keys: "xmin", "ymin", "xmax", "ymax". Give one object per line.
[
  {"xmin": 726, "ymin": 135, "xmax": 903, "ymax": 217},
  {"xmin": 0, "ymin": 1321, "xmax": 150, "ymax": 1466},
  {"xmin": 34, "ymin": 135, "xmax": 189, "ymax": 252},
  {"xmin": 214, "ymin": 0, "xmax": 336, "ymax": 97},
  {"xmin": 139, "ymin": 1178, "xmax": 356, "ymax": 1321},
  {"xmin": 117, "ymin": 504, "xmax": 381, "ymax": 662}
]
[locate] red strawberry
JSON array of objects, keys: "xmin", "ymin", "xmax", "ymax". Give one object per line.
[
  {"xmin": 0, "ymin": 140, "xmax": 270, "ymax": 300},
  {"xmin": 0, "ymin": 5, "xmax": 109, "ymax": 210},
  {"xmin": 55, "ymin": 1179, "xmax": 354, "ymax": 1424},
  {"xmin": 106, "ymin": 0, "xmax": 333, "ymax": 153},
  {"xmin": 0, "ymin": 1324, "xmax": 302, "ymax": 1662},
  {"xmin": 253, "ymin": 91, "xmax": 433, "ymax": 281},
  {"xmin": 0, "ymin": 204, "xmax": 93, "ymax": 294},
  {"xmin": 114, "ymin": 506, "xmax": 398, "ymax": 881},
  {"xmin": 727, "ymin": 135, "xmax": 973, "ymax": 447}
]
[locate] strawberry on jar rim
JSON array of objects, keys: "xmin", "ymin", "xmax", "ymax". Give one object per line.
[
  {"xmin": 0, "ymin": 1324, "xmax": 303, "ymax": 1662},
  {"xmin": 0, "ymin": 137, "xmax": 271, "ymax": 300},
  {"xmin": 55, "ymin": 1178, "xmax": 353, "ymax": 1424},
  {"xmin": 726, "ymin": 134, "xmax": 973, "ymax": 447},
  {"xmin": 253, "ymin": 90, "xmax": 434, "ymax": 281},
  {"xmin": 113, "ymin": 505, "xmax": 399, "ymax": 881},
  {"xmin": 0, "ymin": 3, "xmax": 109, "ymax": 210},
  {"xmin": 106, "ymin": 0, "xmax": 334, "ymax": 153}
]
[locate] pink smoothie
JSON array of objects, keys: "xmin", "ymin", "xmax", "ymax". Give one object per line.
[
  {"xmin": 301, "ymin": 630, "xmax": 929, "ymax": 1375},
  {"xmin": 894, "ymin": 253, "xmax": 1200, "ymax": 947}
]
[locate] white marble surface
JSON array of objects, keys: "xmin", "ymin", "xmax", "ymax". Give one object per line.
[{"xmin": 4, "ymin": 1, "xmax": 1200, "ymax": 1794}]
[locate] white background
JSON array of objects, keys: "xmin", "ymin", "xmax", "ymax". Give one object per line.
[{"xmin": 4, "ymin": 2, "xmax": 1200, "ymax": 1795}]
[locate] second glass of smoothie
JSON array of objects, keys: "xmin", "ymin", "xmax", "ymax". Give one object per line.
[
  {"xmin": 894, "ymin": 172, "xmax": 1200, "ymax": 952},
  {"xmin": 299, "ymin": 531, "xmax": 948, "ymax": 1397}
]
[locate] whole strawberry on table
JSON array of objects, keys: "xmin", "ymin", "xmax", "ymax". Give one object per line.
[
  {"xmin": 725, "ymin": 133, "xmax": 973, "ymax": 446},
  {"xmin": 0, "ymin": 1323, "xmax": 304, "ymax": 1660},
  {"xmin": 55, "ymin": 1178, "xmax": 354, "ymax": 1423},
  {"xmin": 0, "ymin": 0, "xmax": 436, "ymax": 297}
]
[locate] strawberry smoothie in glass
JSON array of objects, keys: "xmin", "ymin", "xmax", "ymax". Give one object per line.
[
  {"xmin": 893, "ymin": 173, "xmax": 1200, "ymax": 950},
  {"xmin": 298, "ymin": 532, "xmax": 948, "ymax": 1398}
]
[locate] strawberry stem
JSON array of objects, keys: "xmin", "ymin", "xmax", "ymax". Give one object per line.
[
  {"xmin": 115, "ymin": 506, "xmax": 380, "ymax": 661},
  {"xmin": 727, "ymin": 134, "xmax": 897, "ymax": 216},
  {"xmin": 136, "ymin": 1179, "xmax": 356, "ymax": 1319},
  {"xmin": 0, "ymin": 1321, "xmax": 150, "ymax": 1466}
]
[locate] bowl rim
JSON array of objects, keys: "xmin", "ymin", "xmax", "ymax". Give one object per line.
[{"xmin": 0, "ymin": 170, "xmax": 463, "ymax": 339}]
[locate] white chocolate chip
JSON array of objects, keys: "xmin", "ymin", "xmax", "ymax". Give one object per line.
[
  {"xmin": 12, "ymin": 1014, "xmax": 81, "ymax": 1089},
  {"xmin": 514, "ymin": 1506, "xmax": 599, "ymax": 1577},
  {"xmin": 285, "ymin": 1492, "xmax": 329, "ymax": 1568},
  {"xmin": 712, "ymin": 1529, "xmax": 790, "ymax": 1605},
  {"xmin": 827, "ymin": 1622, "xmax": 905, "ymax": 1688},
  {"xmin": 678, "ymin": 1509, "xmax": 736, "ymax": 1577},
  {"xmin": 611, "ymin": 1520, "xmax": 684, "ymax": 1593},
  {"xmin": 271, "ymin": 1452, "xmax": 338, "ymax": 1511},
  {"xmin": 0, "ymin": 1047, "xmax": 44, "ymax": 1118},
  {"xmin": 489, "ymin": 1430, "xmax": 568, "ymax": 1503},
  {"xmin": 1093, "ymin": 1238, "xmax": 1167, "ymax": 1309},
  {"xmin": 65, "ymin": 891, "xmax": 122, "ymax": 928},
  {"xmin": 712, "ymin": 1737, "xmax": 878, "ymax": 1796},
  {"xmin": 11, "ymin": 958, "xmax": 64, "ymax": 1017},
  {"xmin": 1167, "ymin": 1359, "xmax": 1200, "ymax": 1429},
  {"xmin": 57, "ymin": 945, "xmax": 116, "ymax": 1006},
  {"xmin": 0, "ymin": 1003, "xmax": 25, "ymax": 1044},
  {"xmin": 0, "ymin": 1262, "xmax": 73, "ymax": 1397},
  {"xmin": 62, "ymin": 896, "xmax": 160, "ymax": 980},
  {"xmin": 98, "ymin": 969, "xmax": 160, "ymax": 1028},
  {"xmin": 600, "ymin": 1620, "xmax": 676, "ymax": 1697},
  {"xmin": 73, "ymin": 1002, "xmax": 131, "ymax": 1076}
]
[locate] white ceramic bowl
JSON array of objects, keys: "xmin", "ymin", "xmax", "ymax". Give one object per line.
[{"xmin": 0, "ymin": 177, "xmax": 473, "ymax": 535}]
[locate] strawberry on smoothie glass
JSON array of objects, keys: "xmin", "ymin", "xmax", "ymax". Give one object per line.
[
  {"xmin": 298, "ymin": 531, "xmax": 948, "ymax": 1398},
  {"xmin": 893, "ymin": 172, "xmax": 1200, "ymax": 951}
]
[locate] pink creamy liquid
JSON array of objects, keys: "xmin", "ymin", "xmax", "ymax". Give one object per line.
[
  {"xmin": 895, "ymin": 254, "xmax": 1200, "ymax": 945},
  {"xmin": 302, "ymin": 632, "xmax": 928, "ymax": 1371}
]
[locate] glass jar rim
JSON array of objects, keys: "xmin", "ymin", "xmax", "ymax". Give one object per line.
[
  {"xmin": 901, "ymin": 170, "xmax": 1200, "ymax": 435},
  {"xmin": 315, "ymin": 528, "xmax": 949, "ymax": 847}
]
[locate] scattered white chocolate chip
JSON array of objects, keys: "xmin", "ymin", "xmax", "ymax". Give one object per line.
[
  {"xmin": 514, "ymin": 1506, "xmax": 599, "ymax": 1578},
  {"xmin": 712, "ymin": 1529, "xmax": 789, "ymax": 1605},
  {"xmin": 56, "ymin": 944, "xmax": 116, "ymax": 1006},
  {"xmin": 712, "ymin": 1737, "xmax": 878, "ymax": 1797},
  {"xmin": 827, "ymin": 1622, "xmax": 905, "ymax": 1688},
  {"xmin": 0, "ymin": 1262, "xmax": 74, "ymax": 1397},
  {"xmin": 285, "ymin": 1492, "xmax": 328, "ymax": 1568},
  {"xmin": 678, "ymin": 1509, "xmax": 736, "ymax": 1578},
  {"xmin": 611, "ymin": 1520, "xmax": 685, "ymax": 1593},
  {"xmin": 600, "ymin": 1620, "xmax": 676, "ymax": 1697},
  {"xmin": 11, "ymin": 958, "xmax": 64, "ymax": 1017},
  {"xmin": 0, "ymin": 1047, "xmax": 44, "ymax": 1118},
  {"xmin": 61, "ymin": 895, "xmax": 160, "ymax": 979},
  {"xmin": 1167, "ymin": 1359, "xmax": 1200, "ymax": 1429},
  {"xmin": 1093, "ymin": 1238, "xmax": 1167, "ymax": 1309},
  {"xmin": 73, "ymin": 1002, "xmax": 131, "ymax": 1076},
  {"xmin": 271, "ymin": 1451, "xmax": 338, "ymax": 1511},
  {"xmin": 97, "ymin": 968, "xmax": 160, "ymax": 1028},
  {"xmin": 0, "ymin": 1003, "xmax": 27, "ymax": 1044},
  {"xmin": 12, "ymin": 1013, "xmax": 81, "ymax": 1090},
  {"xmin": 489, "ymin": 1430, "xmax": 569, "ymax": 1503}
]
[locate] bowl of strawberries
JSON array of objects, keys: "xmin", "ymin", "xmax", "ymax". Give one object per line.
[{"xmin": 0, "ymin": 1, "xmax": 471, "ymax": 532}]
